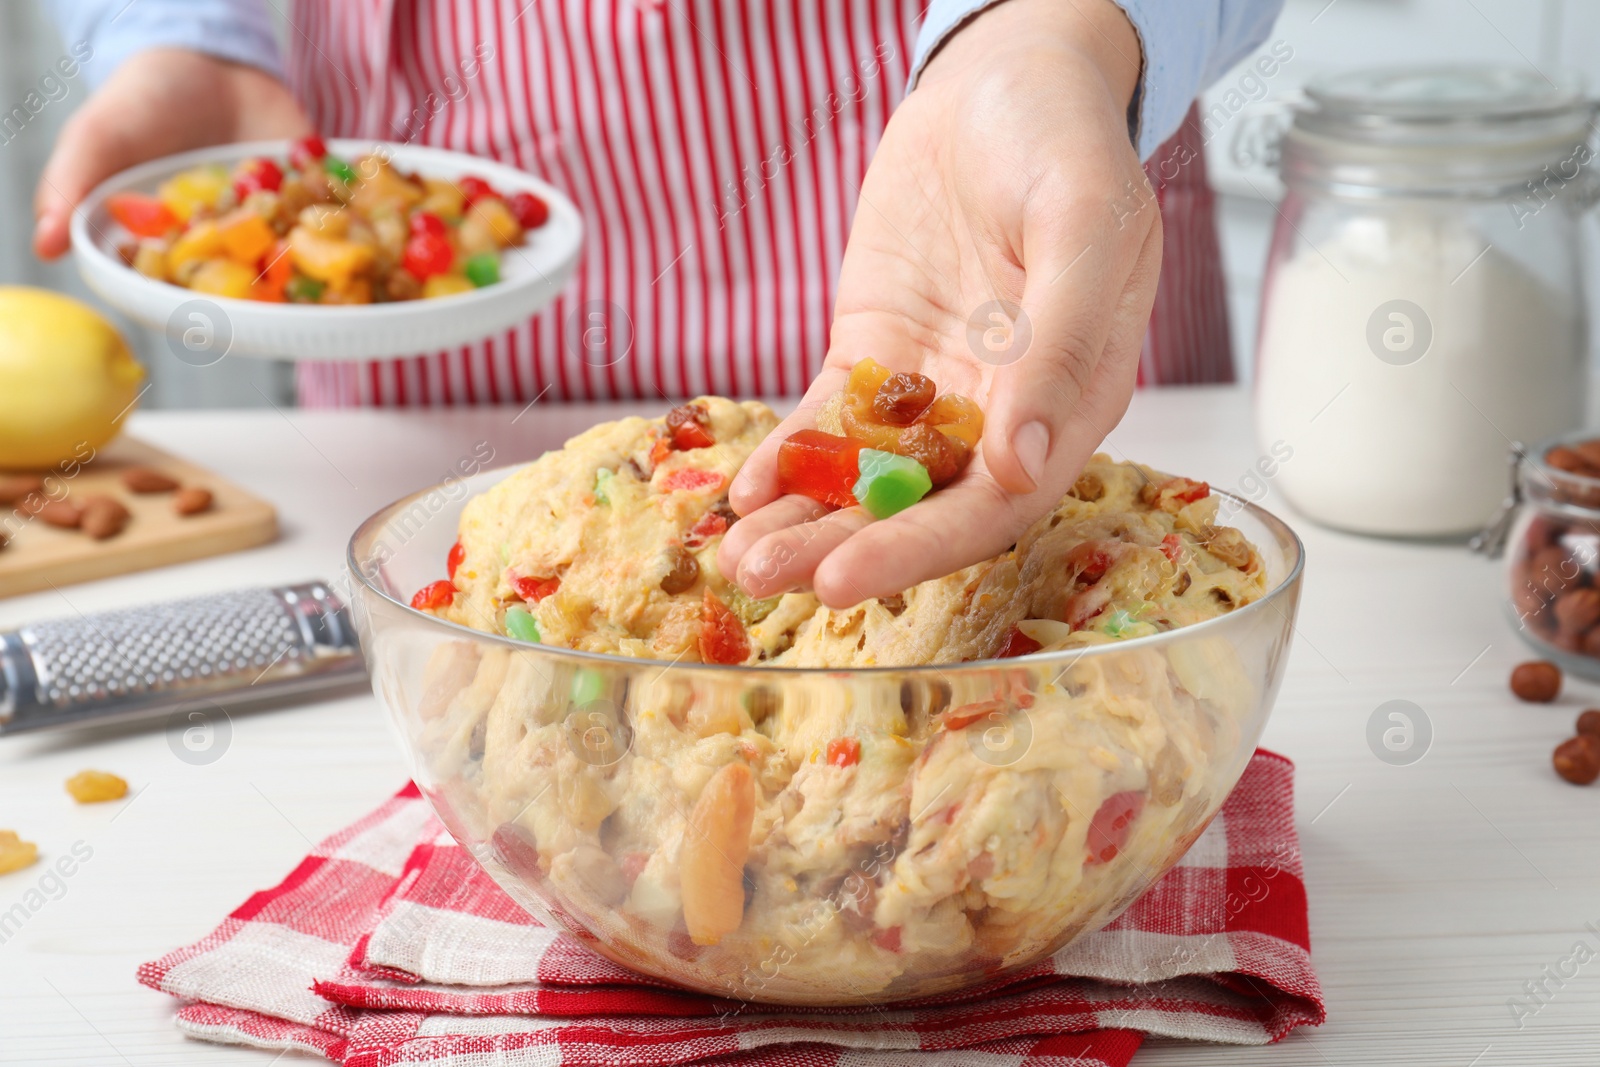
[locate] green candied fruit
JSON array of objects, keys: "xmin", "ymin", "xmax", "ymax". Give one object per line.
[
  {"xmin": 570, "ymin": 668, "xmax": 605, "ymax": 706},
  {"xmin": 593, "ymin": 468, "xmax": 615, "ymax": 505},
  {"xmin": 503, "ymin": 605, "xmax": 541, "ymax": 643},
  {"xmin": 727, "ymin": 588, "xmax": 782, "ymax": 626},
  {"xmin": 285, "ymin": 275, "xmax": 325, "ymax": 303},
  {"xmin": 851, "ymin": 449, "xmax": 932, "ymax": 519},
  {"xmin": 1101, "ymin": 608, "xmax": 1136, "ymax": 637},
  {"xmin": 463, "ymin": 251, "xmax": 500, "ymax": 287},
  {"xmin": 323, "ymin": 155, "xmax": 357, "ymax": 184},
  {"xmin": 1101, "ymin": 606, "xmax": 1156, "ymax": 639}
]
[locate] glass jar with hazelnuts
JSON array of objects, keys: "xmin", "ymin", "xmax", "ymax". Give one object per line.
[{"xmin": 1504, "ymin": 433, "xmax": 1600, "ymax": 678}]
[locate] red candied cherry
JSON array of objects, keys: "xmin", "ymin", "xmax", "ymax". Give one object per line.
[
  {"xmin": 509, "ymin": 190, "xmax": 550, "ymax": 229},
  {"xmin": 402, "ymin": 231, "xmax": 454, "ymax": 279},
  {"xmin": 288, "ymin": 134, "xmax": 328, "ymax": 171},
  {"xmin": 458, "ymin": 175, "xmax": 496, "ymax": 206},
  {"xmin": 410, "ymin": 211, "xmax": 448, "ymax": 238},
  {"xmin": 233, "ymin": 157, "xmax": 283, "ymax": 200},
  {"xmin": 411, "ymin": 580, "xmax": 454, "ymax": 611}
]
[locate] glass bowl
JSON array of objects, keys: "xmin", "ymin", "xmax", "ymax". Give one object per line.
[{"xmin": 346, "ymin": 466, "xmax": 1306, "ymax": 1006}]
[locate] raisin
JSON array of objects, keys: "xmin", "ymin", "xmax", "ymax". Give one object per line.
[
  {"xmin": 660, "ymin": 545, "xmax": 700, "ymax": 594},
  {"xmin": 872, "ymin": 371, "xmax": 936, "ymax": 425},
  {"xmin": 65, "ymin": 770, "xmax": 128, "ymax": 803},
  {"xmin": 895, "ymin": 423, "xmax": 960, "ymax": 486}
]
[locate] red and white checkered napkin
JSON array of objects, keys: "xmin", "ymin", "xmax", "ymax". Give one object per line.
[{"xmin": 139, "ymin": 750, "xmax": 1323, "ymax": 1067}]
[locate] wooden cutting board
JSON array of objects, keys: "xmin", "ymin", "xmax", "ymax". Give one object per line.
[{"xmin": 0, "ymin": 436, "xmax": 278, "ymax": 598}]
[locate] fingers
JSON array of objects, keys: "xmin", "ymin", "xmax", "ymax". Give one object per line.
[
  {"xmin": 982, "ymin": 180, "xmax": 1163, "ymax": 496},
  {"xmin": 727, "ymin": 364, "xmax": 849, "ymax": 516},
  {"xmin": 33, "ymin": 110, "xmax": 120, "ymax": 260},
  {"xmin": 812, "ymin": 473, "xmax": 1023, "ymax": 606},
  {"xmin": 731, "ymin": 506, "xmax": 875, "ymax": 601},
  {"xmin": 31, "ymin": 50, "xmax": 313, "ymax": 261},
  {"xmin": 715, "ymin": 494, "xmax": 830, "ymax": 583}
]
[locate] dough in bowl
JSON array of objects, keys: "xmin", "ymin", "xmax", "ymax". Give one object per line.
[{"xmin": 411, "ymin": 398, "xmax": 1270, "ymax": 1002}]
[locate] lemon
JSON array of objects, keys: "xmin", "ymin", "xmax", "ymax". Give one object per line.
[{"xmin": 0, "ymin": 287, "xmax": 144, "ymax": 471}]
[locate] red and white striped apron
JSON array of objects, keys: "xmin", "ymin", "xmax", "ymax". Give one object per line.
[{"xmin": 285, "ymin": 1, "xmax": 1232, "ymax": 406}]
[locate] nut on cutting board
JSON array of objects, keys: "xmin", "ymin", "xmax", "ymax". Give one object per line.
[{"xmin": 0, "ymin": 436, "xmax": 275, "ymax": 597}]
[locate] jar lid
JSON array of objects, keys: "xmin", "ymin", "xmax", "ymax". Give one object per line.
[
  {"xmin": 1304, "ymin": 66, "xmax": 1586, "ymax": 125},
  {"xmin": 1284, "ymin": 64, "xmax": 1596, "ymax": 196}
]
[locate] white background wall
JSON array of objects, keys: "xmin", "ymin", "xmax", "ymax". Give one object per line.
[{"xmin": 1, "ymin": 0, "xmax": 1595, "ymax": 404}]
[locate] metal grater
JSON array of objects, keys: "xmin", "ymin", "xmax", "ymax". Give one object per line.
[{"xmin": 0, "ymin": 581, "xmax": 366, "ymax": 735}]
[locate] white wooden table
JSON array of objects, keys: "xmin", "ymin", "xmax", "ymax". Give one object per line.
[{"xmin": 2, "ymin": 386, "xmax": 1596, "ymax": 1066}]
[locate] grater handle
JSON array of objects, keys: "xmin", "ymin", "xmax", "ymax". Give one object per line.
[{"xmin": 0, "ymin": 581, "xmax": 366, "ymax": 735}]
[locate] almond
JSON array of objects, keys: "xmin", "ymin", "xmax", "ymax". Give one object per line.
[
  {"xmin": 38, "ymin": 500, "xmax": 83, "ymax": 529},
  {"xmin": 0, "ymin": 474, "xmax": 45, "ymax": 505},
  {"xmin": 173, "ymin": 487, "xmax": 213, "ymax": 516},
  {"xmin": 120, "ymin": 466, "xmax": 179, "ymax": 494},
  {"xmin": 80, "ymin": 496, "xmax": 131, "ymax": 540}
]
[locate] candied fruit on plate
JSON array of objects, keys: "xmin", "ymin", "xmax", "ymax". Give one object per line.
[{"xmin": 100, "ymin": 137, "xmax": 552, "ymax": 306}]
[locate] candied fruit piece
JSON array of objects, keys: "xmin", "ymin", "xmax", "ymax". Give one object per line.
[
  {"xmin": 0, "ymin": 831, "xmax": 38, "ymax": 875},
  {"xmin": 921, "ymin": 393, "xmax": 984, "ymax": 452},
  {"xmin": 892, "ymin": 423, "xmax": 960, "ymax": 487},
  {"xmin": 660, "ymin": 468, "xmax": 724, "ymax": 493},
  {"xmin": 852, "ymin": 449, "xmax": 932, "ymax": 519},
  {"xmin": 107, "ymin": 192, "xmax": 179, "ymax": 238},
  {"xmin": 1085, "ymin": 790, "xmax": 1146, "ymax": 865},
  {"xmin": 698, "ymin": 590, "xmax": 750, "ymax": 664},
  {"xmin": 777, "ymin": 430, "xmax": 864, "ymax": 509},
  {"xmin": 997, "ymin": 627, "xmax": 1042, "ymax": 658},
  {"xmin": 66, "ymin": 769, "xmax": 128, "ymax": 804},
  {"xmin": 872, "ymin": 371, "xmax": 936, "ymax": 425},
  {"xmin": 826, "ymin": 737, "xmax": 861, "ymax": 767},
  {"xmin": 666, "ymin": 402, "xmax": 715, "ymax": 450},
  {"xmin": 411, "ymin": 580, "xmax": 454, "ymax": 611},
  {"xmin": 513, "ymin": 575, "xmax": 561, "ymax": 602},
  {"xmin": 837, "ymin": 403, "xmax": 960, "ymax": 486},
  {"xmin": 504, "ymin": 606, "xmax": 541, "ymax": 643},
  {"xmin": 844, "ymin": 357, "xmax": 894, "ymax": 406}
]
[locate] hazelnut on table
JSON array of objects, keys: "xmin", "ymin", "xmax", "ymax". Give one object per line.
[{"xmin": 1510, "ymin": 661, "xmax": 1562, "ymax": 703}]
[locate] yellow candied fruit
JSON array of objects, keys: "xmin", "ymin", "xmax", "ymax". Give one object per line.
[
  {"xmin": 65, "ymin": 769, "xmax": 129, "ymax": 804},
  {"xmin": 418, "ymin": 177, "xmax": 465, "ymax": 222},
  {"xmin": 167, "ymin": 219, "xmax": 224, "ymax": 274},
  {"xmin": 159, "ymin": 164, "xmax": 231, "ymax": 222},
  {"xmin": 0, "ymin": 830, "xmax": 39, "ymax": 874},
  {"xmin": 422, "ymin": 274, "xmax": 475, "ymax": 299},
  {"xmin": 188, "ymin": 258, "xmax": 257, "ymax": 299}
]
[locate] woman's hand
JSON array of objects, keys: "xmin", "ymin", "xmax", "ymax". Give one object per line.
[
  {"xmin": 34, "ymin": 48, "xmax": 311, "ymax": 259},
  {"xmin": 719, "ymin": 0, "xmax": 1159, "ymax": 609}
]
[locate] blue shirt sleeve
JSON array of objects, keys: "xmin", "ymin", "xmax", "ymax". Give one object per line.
[
  {"xmin": 43, "ymin": 0, "xmax": 284, "ymax": 88},
  {"xmin": 910, "ymin": 0, "xmax": 1285, "ymax": 160}
]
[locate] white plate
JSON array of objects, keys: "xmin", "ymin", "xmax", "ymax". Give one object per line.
[{"xmin": 71, "ymin": 139, "xmax": 582, "ymax": 362}]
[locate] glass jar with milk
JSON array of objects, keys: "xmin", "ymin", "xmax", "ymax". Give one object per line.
[{"xmin": 1255, "ymin": 66, "xmax": 1595, "ymax": 537}]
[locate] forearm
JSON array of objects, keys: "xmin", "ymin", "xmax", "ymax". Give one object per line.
[
  {"xmin": 43, "ymin": 0, "xmax": 284, "ymax": 88},
  {"xmin": 910, "ymin": 0, "xmax": 1285, "ymax": 159},
  {"xmin": 918, "ymin": 0, "xmax": 1141, "ymax": 112}
]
